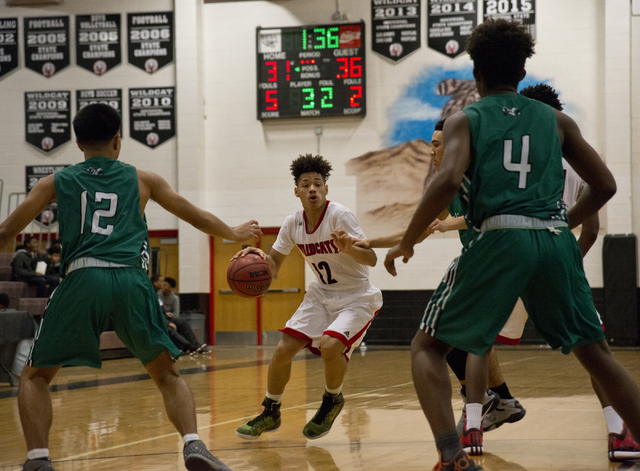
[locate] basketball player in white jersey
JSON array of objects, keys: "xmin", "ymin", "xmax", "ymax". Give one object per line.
[{"xmin": 234, "ymin": 154, "xmax": 382, "ymax": 440}]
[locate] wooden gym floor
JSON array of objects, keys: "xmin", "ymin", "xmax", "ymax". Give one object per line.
[{"xmin": 2, "ymin": 345, "xmax": 640, "ymax": 470}]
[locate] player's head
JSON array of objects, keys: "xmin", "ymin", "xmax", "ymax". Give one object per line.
[
  {"xmin": 73, "ymin": 103, "xmax": 121, "ymax": 154},
  {"xmin": 431, "ymin": 118, "xmax": 446, "ymax": 170},
  {"xmin": 466, "ymin": 19, "xmax": 535, "ymax": 94},
  {"xmin": 291, "ymin": 154, "xmax": 332, "ymax": 211},
  {"xmin": 519, "ymin": 83, "xmax": 563, "ymax": 111},
  {"xmin": 0, "ymin": 292, "xmax": 9, "ymax": 309}
]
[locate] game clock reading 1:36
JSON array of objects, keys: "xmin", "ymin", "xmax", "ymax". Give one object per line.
[{"xmin": 256, "ymin": 22, "xmax": 365, "ymax": 120}]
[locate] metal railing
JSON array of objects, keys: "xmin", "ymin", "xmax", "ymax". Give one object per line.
[{"xmin": 5, "ymin": 192, "xmax": 59, "ymax": 252}]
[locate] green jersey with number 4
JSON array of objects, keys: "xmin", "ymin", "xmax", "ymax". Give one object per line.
[
  {"xmin": 461, "ymin": 94, "xmax": 566, "ymax": 229},
  {"xmin": 54, "ymin": 156, "xmax": 149, "ymax": 274}
]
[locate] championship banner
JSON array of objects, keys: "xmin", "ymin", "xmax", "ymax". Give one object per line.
[
  {"xmin": 26, "ymin": 165, "xmax": 68, "ymax": 226},
  {"xmin": 0, "ymin": 18, "xmax": 19, "ymax": 80},
  {"xmin": 76, "ymin": 14, "xmax": 122, "ymax": 76},
  {"xmin": 77, "ymin": 88, "xmax": 122, "ymax": 112},
  {"xmin": 372, "ymin": 0, "xmax": 421, "ymax": 62},
  {"xmin": 483, "ymin": 0, "xmax": 535, "ymax": 40},
  {"xmin": 427, "ymin": 0, "xmax": 477, "ymax": 58},
  {"xmin": 129, "ymin": 87, "xmax": 176, "ymax": 148},
  {"xmin": 25, "ymin": 91, "xmax": 71, "ymax": 154},
  {"xmin": 127, "ymin": 12, "xmax": 174, "ymax": 74},
  {"xmin": 24, "ymin": 16, "xmax": 70, "ymax": 77}
]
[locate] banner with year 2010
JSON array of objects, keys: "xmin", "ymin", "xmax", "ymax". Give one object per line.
[
  {"xmin": 427, "ymin": 0, "xmax": 477, "ymax": 58},
  {"xmin": 483, "ymin": 0, "xmax": 535, "ymax": 40},
  {"xmin": 129, "ymin": 87, "xmax": 176, "ymax": 149}
]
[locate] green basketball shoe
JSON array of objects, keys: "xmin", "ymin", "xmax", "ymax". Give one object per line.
[
  {"xmin": 303, "ymin": 392, "xmax": 345, "ymax": 439},
  {"xmin": 235, "ymin": 397, "xmax": 281, "ymax": 440}
]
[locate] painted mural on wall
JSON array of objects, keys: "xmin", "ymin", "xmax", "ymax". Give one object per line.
[{"xmin": 347, "ymin": 65, "xmax": 545, "ymax": 238}]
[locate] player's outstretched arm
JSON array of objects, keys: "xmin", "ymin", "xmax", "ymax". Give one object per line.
[
  {"xmin": 0, "ymin": 175, "xmax": 56, "ymax": 251},
  {"xmin": 331, "ymin": 229, "xmax": 377, "ymax": 266},
  {"xmin": 557, "ymin": 111, "xmax": 616, "ymax": 228},
  {"xmin": 139, "ymin": 170, "xmax": 261, "ymax": 242}
]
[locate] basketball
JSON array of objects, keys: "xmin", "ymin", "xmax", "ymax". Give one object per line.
[{"xmin": 226, "ymin": 253, "xmax": 272, "ymax": 298}]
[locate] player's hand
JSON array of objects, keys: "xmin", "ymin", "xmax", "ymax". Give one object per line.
[
  {"xmin": 232, "ymin": 220, "xmax": 262, "ymax": 242},
  {"xmin": 230, "ymin": 246, "xmax": 266, "ymax": 262},
  {"xmin": 166, "ymin": 312, "xmax": 174, "ymax": 318},
  {"xmin": 384, "ymin": 243, "xmax": 414, "ymax": 277},
  {"xmin": 331, "ymin": 228, "xmax": 355, "ymax": 253},
  {"xmin": 353, "ymin": 239, "xmax": 370, "ymax": 249},
  {"xmin": 429, "ymin": 219, "xmax": 448, "ymax": 234},
  {"xmin": 169, "ymin": 322, "xmax": 177, "ymax": 330}
]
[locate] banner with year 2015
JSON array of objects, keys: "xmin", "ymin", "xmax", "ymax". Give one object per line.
[
  {"xmin": 127, "ymin": 12, "xmax": 174, "ymax": 74},
  {"xmin": 483, "ymin": 0, "xmax": 535, "ymax": 40},
  {"xmin": 129, "ymin": 87, "xmax": 175, "ymax": 148},
  {"xmin": 24, "ymin": 16, "xmax": 69, "ymax": 77},
  {"xmin": 24, "ymin": 91, "xmax": 71, "ymax": 154},
  {"xmin": 0, "ymin": 18, "xmax": 19, "ymax": 80},
  {"xmin": 76, "ymin": 14, "xmax": 122, "ymax": 76}
]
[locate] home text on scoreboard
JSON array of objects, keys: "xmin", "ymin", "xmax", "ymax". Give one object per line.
[{"xmin": 256, "ymin": 21, "xmax": 366, "ymax": 120}]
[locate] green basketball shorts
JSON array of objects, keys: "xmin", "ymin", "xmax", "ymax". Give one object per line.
[
  {"xmin": 420, "ymin": 225, "xmax": 604, "ymax": 356},
  {"xmin": 29, "ymin": 266, "xmax": 180, "ymax": 368}
]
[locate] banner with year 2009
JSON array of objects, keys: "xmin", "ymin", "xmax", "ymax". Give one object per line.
[
  {"xmin": 129, "ymin": 87, "xmax": 175, "ymax": 149},
  {"xmin": 24, "ymin": 91, "xmax": 71, "ymax": 154},
  {"xmin": 483, "ymin": 0, "xmax": 535, "ymax": 39}
]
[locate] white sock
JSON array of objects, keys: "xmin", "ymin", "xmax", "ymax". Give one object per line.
[
  {"xmin": 466, "ymin": 403, "xmax": 482, "ymax": 430},
  {"xmin": 27, "ymin": 449, "xmax": 49, "ymax": 461},
  {"xmin": 266, "ymin": 391, "xmax": 283, "ymax": 402},
  {"xmin": 325, "ymin": 385, "xmax": 342, "ymax": 395},
  {"xmin": 604, "ymin": 406, "xmax": 624, "ymax": 434},
  {"xmin": 183, "ymin": 433, "xmax": 199, "ymax": 444}
]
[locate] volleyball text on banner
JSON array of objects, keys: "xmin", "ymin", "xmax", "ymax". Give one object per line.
[{"xmin": 76, "ymin": 14, "xmax": 122, "ymax": 76}]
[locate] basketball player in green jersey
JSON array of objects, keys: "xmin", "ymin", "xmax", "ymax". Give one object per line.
[
  {"xmin": 0, "ymin": 104, "xmax": 261, "ymax": 471},
  {"xmin": 384, "ymin": 20, "xmax": 640, "ymax": 471}
]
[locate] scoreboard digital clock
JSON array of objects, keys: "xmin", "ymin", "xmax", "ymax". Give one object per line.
[{"xmin": 256, "ymin": 21, "xmax": 366, "ymax": 120}]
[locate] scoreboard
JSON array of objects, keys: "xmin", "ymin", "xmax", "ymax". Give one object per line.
[{"xmin": 256, "ymin": 22, "xmax": 366, "ymax": 120}]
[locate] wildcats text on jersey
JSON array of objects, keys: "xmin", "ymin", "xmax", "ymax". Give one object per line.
[{"xmin": 297, "ymin": 239, "xmax": 339, "ymax": 257}]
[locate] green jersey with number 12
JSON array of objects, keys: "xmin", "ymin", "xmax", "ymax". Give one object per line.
[
  {"xmin": 461, "ymin": 94, "xmax": 566, "ymax": 230},
  {"xmin": 54, "ymin": 156, "xmax": 150, "ymax": 274}
]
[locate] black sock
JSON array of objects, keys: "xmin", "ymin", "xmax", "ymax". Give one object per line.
[
  {"xmin": 435, "ymin": 430, "xmax": 462, "ymax": 462},
  {"xmin": 490, "ymin": 382, "xmax": 513, "ymax": 400}
]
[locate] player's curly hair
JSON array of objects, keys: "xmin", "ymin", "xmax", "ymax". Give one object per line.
[
  {"xmin": 466, "ymin": 19, "xmax": 535, "ymax": 88},
  {"xmin": 290, "ymin": 154, "xmax": 333, "ymax": 185},
  {"xmin": 519, "ymin": 83, "xmax": 563, "ymax": 111}
]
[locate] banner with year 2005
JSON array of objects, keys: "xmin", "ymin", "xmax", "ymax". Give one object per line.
[
  {"xmin": 427, "ymin": 0, "xmax": 477, "ymax": 58},
  {"xmin": 23, "ymin": 16, "xmax": 70, "ymax": 77},
  {"xmin": 483, "ymin": 0, "xmax": 535, "ymax": 40},
  {"xmin": 76, "ymin": 14, "xmax": 122, "ymax": 76},
  {"xmin": 129, "ymin": 87, "xmax": 175, "ymax": 149}
]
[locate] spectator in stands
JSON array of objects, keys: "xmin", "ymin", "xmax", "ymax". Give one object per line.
[
  {"xmin": 11, "ymin": 236, "xmax": 59, "ymax": 298},
  {"xmin": 46, "ymin": 244, "xmax": 61, "ymax": 280},
  {"xmin": 0, "ymin": 292, "xmax": 10, "ymax": 310},
  {"xmin": 159, "ymin": 277, "xmax": 207, "ymax": 354},
  {"xmin": 151, "ymin": 274, "xmax": 164, "ymax": 292}
]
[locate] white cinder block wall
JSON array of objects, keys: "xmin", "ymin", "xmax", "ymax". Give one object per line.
[{"xmin": 0, "ymin": 0, "xmax": 639, "ymax": 294}]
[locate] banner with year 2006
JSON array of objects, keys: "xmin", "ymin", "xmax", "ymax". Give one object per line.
[
  {"xmin": 483, "ymin": 0, "xmax": 535, "ymax": 39},
  {"xmin": 129, "ymin": 87, "xmax": 175, "ymax": 149},
  {"xmin": 127, "ymin": 12, "xmax": 174, "ymax": 74},
  {"xmin": 24, "ymin": 91, "xmax": 71, "ymax": 154},
  {"xmin": 427, "ymin": 0, "xmax": 477, "ymax": 58}
]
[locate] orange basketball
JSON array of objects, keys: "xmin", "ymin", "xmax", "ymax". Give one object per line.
[{"xmin": 226, "ymin": 253, "xmax": 272, "ymax": 298}]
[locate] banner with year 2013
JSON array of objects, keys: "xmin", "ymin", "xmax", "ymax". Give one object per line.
[
  {"xmin": 25, "ymin": 91, "xmax": 71, "ymax": 154},
  {"xmin": 483, "ymin": 0, "xmax": 535, "ymax": 40},
  {"xmin": 129, "ymin": 87, "xmax": 175, "ymax": 148},
  {"xmin": 24, "ymin": 16, "xmax": 70, "ymax": 77},
  {"xmin": 372, "ymin": 0, "xmax": 421, "ymax": 62},
  {"xmin": 0, "ymin": 18, "xmax": 19, "ymax": 80},
  {"xmin": 127, "ymin": 12, "xmax": 174, "ymax": 74}
]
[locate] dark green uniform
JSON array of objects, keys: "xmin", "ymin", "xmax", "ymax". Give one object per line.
[
  {"xmin": 447, "ymin": 193, "xmax": 477, "ymax": 247},
  {"xmin": 29, "ymin": 156, "xmax": 179, "ymax": 368},
  {"xmin": 421, "ymin": 95, "xmax": 603, "ymax": 356}
]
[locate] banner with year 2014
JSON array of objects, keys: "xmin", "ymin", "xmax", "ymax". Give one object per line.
[
  {"xmin": 372, "ymin": 0, "xmax": 421, "ymax": 62},
  {"xmin": 76, "ymin": 14, "xmax": 122, "ymax": 76},
  {"xmin": 129, "ymin": 87, "xmax": 175, "ymax": 149},
  {"xmin": 127, "ymin": 12, "xmax": 174, "ymax": 74},
  {"xmin": 0, "ymin": 18, "xmax": 19, "ymax": 80},
  {"xmin": 483, "ymin": 0, "xmax": 535, "ymax": 40},
  {"xmin": 24, "ymin": 16, "xmax": 70, "ymax": 77},
  {"xmin": 427, "ymin": 0, "xmax": 477, "ymax": 58},
  {"xmin": 25, "ymin": 91, "xmax": 71, "ymax": 154}
]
